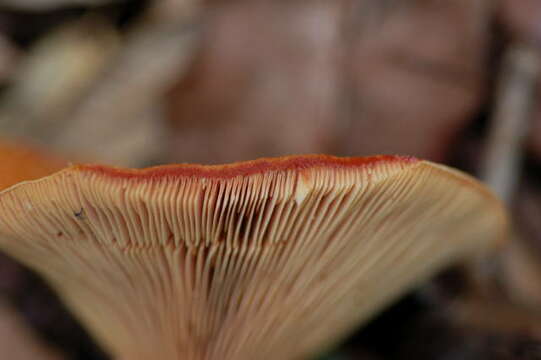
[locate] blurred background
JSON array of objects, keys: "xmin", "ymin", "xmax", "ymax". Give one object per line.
[{"xmin": 1, "ymin": 0, "xmax": 541, "ymax": 359}]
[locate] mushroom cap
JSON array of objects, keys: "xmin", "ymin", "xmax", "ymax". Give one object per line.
[
  {"xmin": 0, "ymin": 139, "xmax": 67, "ymax": 191},
  {"xmin": 0, "ymin": 155, "xmax": 507, "ymax": 360}
]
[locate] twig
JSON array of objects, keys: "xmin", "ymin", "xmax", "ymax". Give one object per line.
[
  {"xmin": 469, "ymin": 43, "xmax": 541, "ymax": 309},
  {"xmin": 481, "ymin": 44, "xmax": 540, "ymax": 202},
  {"xmin": 449, "ymin": 44, "xmax": 541, "ymax": 332}
]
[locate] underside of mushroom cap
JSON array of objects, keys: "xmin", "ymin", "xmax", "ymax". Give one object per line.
[{"xmin": 0, "ymin": 155, "xmax": 507, "ymax": 360}]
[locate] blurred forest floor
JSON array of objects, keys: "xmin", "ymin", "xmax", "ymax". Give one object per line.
[{"xmin": 1, "ymin": 0, "xmax": 541, "ymax": 359}]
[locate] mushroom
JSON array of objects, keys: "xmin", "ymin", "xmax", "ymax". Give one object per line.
[
  {"xmin": 0, "ymin": 138, "xmax": 67, "ymax": 359},
  {"xmin": 0, "ymin": 155, "xmax": 507, "ymax": 359},
  {"xmin": 0, "ymin": 138, "xmax": 67, "ymax": 190}
]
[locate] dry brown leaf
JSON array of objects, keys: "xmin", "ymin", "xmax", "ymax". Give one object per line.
[{"xmin": 167, "ymin": 0, "xmax": 491, "ymax": 163}]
